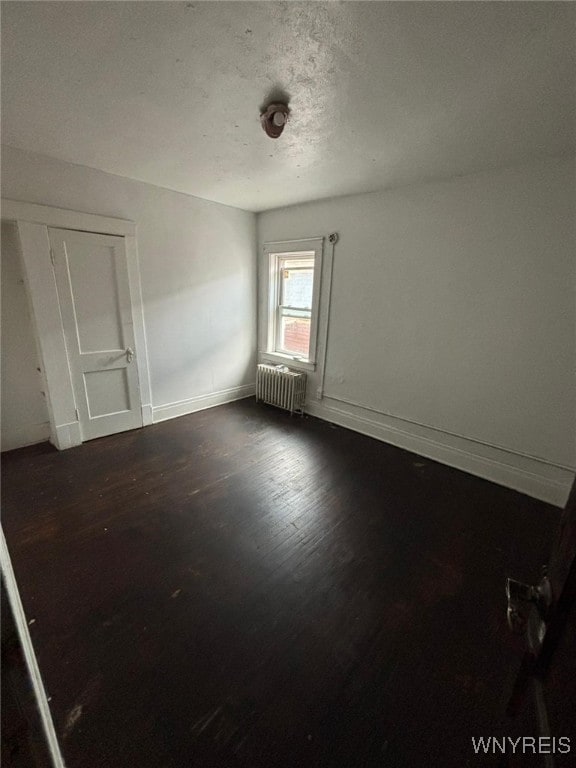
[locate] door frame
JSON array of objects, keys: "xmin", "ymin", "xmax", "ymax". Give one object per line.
[{"xmin": 1, "ymin": 199, "xmax": 153, "ymax": 449}]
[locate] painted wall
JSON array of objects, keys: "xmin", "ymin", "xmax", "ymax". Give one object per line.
[
  {"xmin": 1, "ymin": 146, "xmax": 257, "ymax": 444},
  {"xmin": 1, "ymin": 221, "xmax": 50, "ymax": 450},
  {"xmin": 258, "ymin": 155, "xmax": 576, "ymax": 505}
]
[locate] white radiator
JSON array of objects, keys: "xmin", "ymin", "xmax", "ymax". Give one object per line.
[{"xmin": 256, "ymin": 364, "xmax": 307, "ymax": 415}]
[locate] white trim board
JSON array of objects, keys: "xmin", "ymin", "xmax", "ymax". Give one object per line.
[
  {"xmin": 141, "ymin": 403, "xmax": 154, "ymax": 427},
  {"xmin": 305, "ymin": 397, "xmax": 574, "ymax": 508},
  {"xmin": 152, "ymin": 384, "xmax": 255, "ymax": 423},
  {"xmin": 2, "ymin": 199, "xmax": 135, "ymax": 236},
  {"xmin": 124, "ymin": 235, "xmax": 153, "ymax": 412},
  {"xmin": 16, "ymin": 220, "xmax": 80, "ymax": 448},
  {"xmin": 0, "ymin": 527, "xmax": 66, "ymax": 768}
]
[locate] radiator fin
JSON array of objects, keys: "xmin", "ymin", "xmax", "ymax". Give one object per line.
[{"xmin": 255, "ymin": 364, "xmax": 306, "ymax": 415}]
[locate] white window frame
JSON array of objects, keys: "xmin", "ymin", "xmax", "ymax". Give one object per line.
[{"xmin": 261, "ymin": 238, "xmax": 324, "ymax": 372}]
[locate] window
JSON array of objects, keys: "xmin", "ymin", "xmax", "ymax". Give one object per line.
[
  {"xmin": 262, "ymin": 238, "xmax": 324, "ymax": 369},
  {"xmin": 277, "ymin": 255, "xmax": 314, "ymax": 356}
]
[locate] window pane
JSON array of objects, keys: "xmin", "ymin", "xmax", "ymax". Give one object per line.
[
  {"xmin": 280, "ymin": 315, "xmax": 311, "ymax": 357},
  {"xmin": 280, "ymin": 266, "xmax": 314, "ymax": 309}
]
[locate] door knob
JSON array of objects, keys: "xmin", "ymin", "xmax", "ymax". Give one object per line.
[
  {"xmin": 126, "ymin": 347, "xmax": 134, "ymax": 363},
  {"xmin": 506, "ymin": 572, "xmax": 551, "ymax": 641}
]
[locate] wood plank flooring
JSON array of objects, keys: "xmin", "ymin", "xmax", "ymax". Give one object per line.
[{"xmin": 1, "ymin": 399, "xmax": 561, "ymax": 767}]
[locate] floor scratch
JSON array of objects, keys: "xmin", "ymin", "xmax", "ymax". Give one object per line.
[
  {"xmin": 63, "ymin": 704, "xmax": 83, "ymax": 738},
  {"xmin": 192, "ymin": 705, "xmax": 223, "ymax": 736}
]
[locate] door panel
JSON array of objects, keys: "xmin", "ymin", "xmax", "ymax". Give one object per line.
[
  {"xmin": 67, "ymin": 242, "xmax": 124, "ymax": 352},
  {"xmin": 84, "ymin": 368, "xmax": 130, "ymax": 417},
  {"xmin": 49, "ymin": 228, "xmax": 142, "ymax": 441}
]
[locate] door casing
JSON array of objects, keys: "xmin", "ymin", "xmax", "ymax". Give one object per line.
[{"xmin": 1, "ymin": 199, "xmax": 152, "ymax": 449}]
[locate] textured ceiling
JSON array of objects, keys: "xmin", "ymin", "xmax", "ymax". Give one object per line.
[{"xmin": 2, "ymin": 1, "xmax": 575, "ymax": 212}]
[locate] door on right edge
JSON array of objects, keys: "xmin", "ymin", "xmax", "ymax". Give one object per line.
[{"xmin": 506, "ymin": 480, "xmax": 576, "ymax": 767}]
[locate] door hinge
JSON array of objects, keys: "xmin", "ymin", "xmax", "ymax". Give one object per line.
[
  {"xmin": 75, "ymin": 408, "xmax": 79, "ymax": 421},
  {"xmin": 50, "ymin": 248, "xmax": 55, "ymax": 266}
]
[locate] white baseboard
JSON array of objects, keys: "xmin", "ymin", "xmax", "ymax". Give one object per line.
[
  {"xmin": 1, "ymin": 421, "xmax": 50, "ymax": 452},
  {"xmin": 306, "ymin": 397, "xmax": 574, "ymax": 508},
  {"xmin": 152, "ymin": 383, "xmax": 255, "ymax": 424}
]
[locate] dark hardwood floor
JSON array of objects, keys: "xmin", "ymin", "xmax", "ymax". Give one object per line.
[
  {"xmin": 1, "ymin": 580, "xmax": 53, "ymax": 768},
  {"xmin": 1, "ymin": 399, "xmax": 562, "ymax": 767}
]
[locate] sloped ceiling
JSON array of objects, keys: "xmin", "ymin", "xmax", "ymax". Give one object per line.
[{"xmin": 2, "ymin": 1, "xmax": 574, "ymax": 212}]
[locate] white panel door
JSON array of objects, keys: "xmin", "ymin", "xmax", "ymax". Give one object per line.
[{"xmin": 48, "ymin": 228, "xmax": 142, "ymax": 441}]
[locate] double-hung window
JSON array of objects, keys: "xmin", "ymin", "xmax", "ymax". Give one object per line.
[
  {"xmin": 262, "ymin": 238, "xmax": 323, "ymax": 369},
  {"xmin": 276, "ymin": 254, "xmax": 314, "ymax": 356}
]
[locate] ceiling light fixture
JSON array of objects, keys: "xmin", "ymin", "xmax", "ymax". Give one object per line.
[{"xmin": 260, "ymin": 102, "xmax": 290, "ymax": 139}]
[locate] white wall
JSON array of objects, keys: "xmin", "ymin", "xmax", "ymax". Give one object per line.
[
  {"xmin": 258, "ymin": 155, "xmax": 576, "ymax": 506},
  {"xmin": 1, "ymin": 221, "xmax": 50, "ymax": 450},
  {"xmin": 1, "ymin": 145, "xmax": 257, "ymax": 443}
]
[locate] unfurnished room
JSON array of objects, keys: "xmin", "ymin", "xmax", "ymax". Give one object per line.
[{"xmin": 0, "ymin": 2, "xmax": 575, "ymax": 767}]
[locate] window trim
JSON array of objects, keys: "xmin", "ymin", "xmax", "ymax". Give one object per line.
[{"xmin": 261, "ymin": 238, "xmax": 324, "ymax": 371}]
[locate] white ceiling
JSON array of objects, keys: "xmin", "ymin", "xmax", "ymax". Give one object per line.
[{"xmin": 2, "ymin": 1, "xmax": 574, "ymax": 212}]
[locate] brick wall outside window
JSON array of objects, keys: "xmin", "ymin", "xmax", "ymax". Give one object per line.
[{"xmin": 283, "ymin": 318, "xmax": 310, "ymax": 356}]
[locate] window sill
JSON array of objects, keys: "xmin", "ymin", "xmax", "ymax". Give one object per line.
[{"xmin": 259, "ymin": 352, "xmax": 316, "ymax": 373}]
